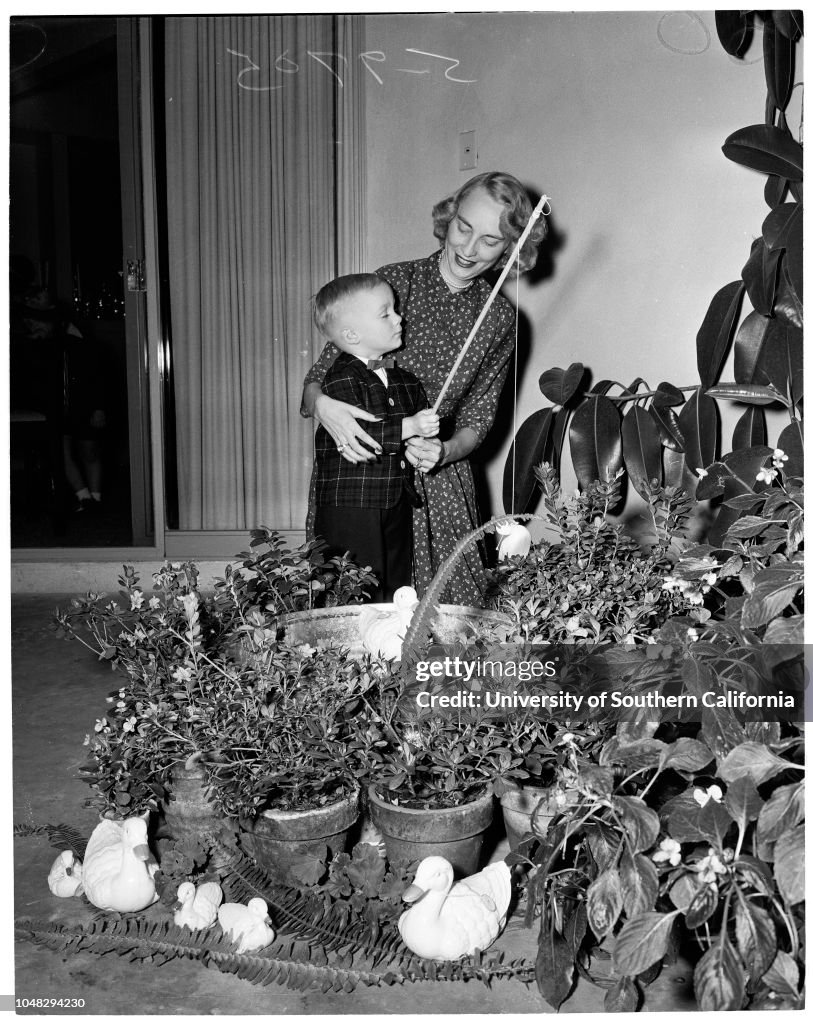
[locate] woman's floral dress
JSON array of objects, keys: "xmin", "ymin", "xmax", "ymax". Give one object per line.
[{"xmin": 304, "ymin": 251, "xmax": 515, "ymax": 605}]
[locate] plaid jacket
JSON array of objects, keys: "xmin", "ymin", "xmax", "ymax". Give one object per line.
[{"xmin": 314, "ymin": 352, "xmax": 427, "ymax": 508}]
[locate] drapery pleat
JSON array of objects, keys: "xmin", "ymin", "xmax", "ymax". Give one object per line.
[{"xmin": 165, "ymin": 15, "xmax": 365, "ymax": 531}]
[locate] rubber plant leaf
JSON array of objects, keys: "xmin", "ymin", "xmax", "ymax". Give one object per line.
[
  {"xmin": 732, "ymin": 406, "xmax": 767, "ymax": 450},
  {"xmin": 733, "ymin": 311, "xmax": 782, "ymax": 384},
  {"xmin": 783, "ymin": 205, "xmax": 803, "ymax": 303},
  {"xmin": 762, "ymin": 202, "xmax": 800, "ymax": 250},
  {"xmin": 550, "ymin": 407, "xmax": 569, "ymax": 473},
  {"xmin": 503, "ymin": 407, "xmax": 553, "ymax": 515},
  {"xmin": 696, "ymin": 280, "xmax": 745, "ymax": 388},
  {"xmin": 649, "ymin": 403, "xmax": 685, "ymax": 452},
  {"xmin": 742, "ymin": 238, "xmax": 782, "ymax": 316},
  {"xmin": 774, "ymin": 261, "xmax": 803, "ymax": 329},
  {"xmin": 763, "ymin": 16, "xmax": 795, "ymax": 112},
  {"xmin": 621, "ymin": 406, "xmax": 662, "ymax": 495},
  {"xmin": 705, "ymin": 383, "xmax": 789, "ymax": 408},
  {"xmin": 664, "ymin": 447, "xmax": 691, "ymax": 495},
  {"xmin": 764, "ymin": 174, "xmax": 789, "ymax": 208},
  {"xmin": 538, "ymin": 363, "xmax": 584, "ymax": 406},
  {"xmin": 569, "ymin": 395, "xmax": 622, "ymax": 487},
  {"xmin": 757, "ymin": 320, "xmax": 802, "ymax": 405},
  {"xmin": 677, "ymin": 391, "xmax": 718, "ymax": 477},
  {"xmin": 722, "ymin": 125, "xmax": 803, "ymax": 181},
  {"xmin": 651, "ymin": 381, "xmax": 685, "ymax": 407},
  {"xmin": 776, "ymin": 420, "xmax": 804, "ymax": 477},
  {"xmin": 591, "ymin": 379, "xmax": 622, "ymax": 397},
  {"xmin": 714, "ymin": 10, "xmax": 750, "ymax": 55},
  {"xmin": 773, "ymin": 10, "xmax": 804, "ymax": 41}
]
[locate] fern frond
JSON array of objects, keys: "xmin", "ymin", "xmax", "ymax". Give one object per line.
[
  {"xmin": 402, "ymin": 514, "xmax": 545, "ymax": 670},
  {"xmin": 14, "ymin": 822, "xmax": 88, "ymax": 859}
]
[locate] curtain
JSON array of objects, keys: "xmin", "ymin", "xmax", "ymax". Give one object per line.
[{"xmin": 164, "ymin": 15, "xmax": 366, "ymax": 531}]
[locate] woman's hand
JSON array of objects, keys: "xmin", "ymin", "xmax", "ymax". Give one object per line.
[
  {"xmin": 405, "ymin": 436, "xmax": 443, "ymax": 474},
  {"xmin": 315, "ymin": 394, "xmax": 381, "ymax": 463}
]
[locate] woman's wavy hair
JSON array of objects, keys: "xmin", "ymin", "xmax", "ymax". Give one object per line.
[{"xmin": 431, "ymin": 171, "xmax": 548, "ymax": 274}]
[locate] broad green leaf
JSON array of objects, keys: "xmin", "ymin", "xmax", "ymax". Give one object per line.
[
  {"xmin": 763, "ymin": 16, "xmax": 795, "ymax": 112},
  {"xmin": 535, "ymin": 915, "xmax": 575, "ymax": 1010},
  {"xmin": 694, "ymin": 934, "xmax": 747, "ymax": 1010},
  {"xmin": 734, "ymin": 898, "xmax": 777, "ymax": 983},
  {"xmin": 696, "ymin": 281, "xmax": 744, "ymax": 389},
  {"xmin": 569, "ymin": 396, "xmax": 622, "ymax": 488},
  {"xmin": 587, "ymin": 868, "xmax": 624, "ymax": 940},
  {"xmin": 783, "ymin": 201, "xmax": 803, "ymax": 303},
  {"xmin": 724, "ymin": 775, "xmax": 764, "ymax": 831},
  {"xmin": 774, "ymin": 262, "xmax": 803, "ymax": 328},
  {"xmin": 719, "ymin": 742, "xmax": 792, "ymax": 786},
  {"xmin": 503, "ymin": 407, "xmax": 553, "ymax": 515},
  {"xmin": 669, "ymin": 871, "xmax": 703, "ymax": 912},
  {"xmin": 715, "ymin": 10, "xmax": 750, "ymax": 55},
  {"xmin": 722, "ymin": 124, "xmax": 803, "ymax": 181},
  {"xmin": 685, "ymin": 884, "xmax": 719, "ymax": 929},
  {"xmin": 772, "ymin": 11, "xmax": 803, "ymax": 42},
  {"xmin": 733, "ymin": 310, "xmax": 783, "ymax": 385},
  {"xmin": 762, "ymin": 950, "xmax": 800, "ymax": 997},
  {"xmin": 649, "ymin": 403, "xmax": 685, "ymax": 451},
  {"xmin": 659, "ymin": 737, "xmax": 713, "ymax": 773},
  {"xmin": 705, "ymin": 383, "xmax": 788, "ymax": 407},
  {"xmin": 651, "ymin": 381, "xmax": 685, "ymax": 407},
  {"xmin": 731, "ymin": 406, "xmax": 767, "ymax": 450},
  {"xmin": 763, "ymin": 614, "xmax": 804, "ymax": 644},
  {"xmin": 614, "ymin": 796, "xmax": 660, "ymax": 854},
  {"xmin": 604, "ymin": 975, "xmax": 639, "ymax": 1013},
  {"xmin": 773, "ymin": 825, "xmax": 804, "ymax": 904},
  {"xmin": 697, "ymin": 799, "xmax": 735, "ymax": 849},
  {"xmin": 678, "ymin": 391, "xmax": 718, "ymax": 477},
  {"xmin": 538, "ymin": 363, "xmax": 584, "ymax": 406},
  {"xmin": 776, "ymin": 420, "xmax": 803, "ymax": 477},
  {"xmin": 619, "ymin": 848, "xmax": 658, "ymax": 918},
  {"xmin": 762, "ymin": 202, "xmax": 801, "ymax": 251},
  {"xmin": 741, "ymin": 237, "xmax": 782, "ymax": 315},
  {"xmin": 612, "ymin": 911, "xmax": 679, "ymax": 976},
  {"xmin": 741, "ymin": 580, "xmax": 801, "ymax": 628},
  {"xmin": 621, "ymin": 406, "xmax": 662, "ymax": 495}
]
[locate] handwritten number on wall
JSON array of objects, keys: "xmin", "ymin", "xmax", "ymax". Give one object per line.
[{"xmin": 228, "ymin": 47, "xmax": 477, "ymax": 90}]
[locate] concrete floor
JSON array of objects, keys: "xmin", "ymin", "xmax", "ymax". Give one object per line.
[{"xmin": 11, "ymin": 595, "xmax": 696, "ymax": 1016}]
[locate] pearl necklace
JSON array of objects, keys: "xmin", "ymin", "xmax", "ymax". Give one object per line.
[{"xmin": 439, "ymin": 250, "xmax": 473, "ymax": 292}]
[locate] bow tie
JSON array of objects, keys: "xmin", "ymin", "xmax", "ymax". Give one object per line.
[{"xmin": 367, "ymin": 356, "xmax": 396, "ymax": 370}]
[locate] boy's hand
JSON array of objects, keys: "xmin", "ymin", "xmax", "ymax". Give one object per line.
[{"xmin": 403, "ymin": 409, "xmax": 440, "ymax": 439}]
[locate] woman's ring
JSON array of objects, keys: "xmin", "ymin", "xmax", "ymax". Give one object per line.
[{"xmin": 337, "ymin": 443, "xmax": 346, "ymax": 452}]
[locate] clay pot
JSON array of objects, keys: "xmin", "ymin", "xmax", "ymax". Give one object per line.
[
  {"xmin": 242, "ymin": 790, "xmax": 359, "ymax": 885},
  {"xmin": 500, "ymin": 784, "xmax": 571, "ymax": 850},
  {"xmin": 278, "ymin": 604, "xmax": 511, "ymax": 659},
  {"xmin": 160, "ymin": 762, "xmax": 220, "ymax": 841},
  {"xmin": 368, "ymin": 785, "xmax": 494, "ymax": 876}
]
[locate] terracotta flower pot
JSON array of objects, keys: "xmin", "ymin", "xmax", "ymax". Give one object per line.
[
  {"xmin": 500, "ymin": 784, "xmax": 572, "ymax": 850},
  {"xmin": 368, "ymin": 785, "xmax": 494, "ymax": 876},
  {"xmin": 242, "ymin": 790, "xmax": 359, "ymax": 885},
  {"xmin": 160, "ymin": 762, "xmax": 221, "ymax": 841}
]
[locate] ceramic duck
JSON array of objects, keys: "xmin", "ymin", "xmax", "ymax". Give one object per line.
[
  {"xmin": 173, "ymin": 880, "xmax": 223, "ymax": 930},
  {"xmin": 359, "ymin": 585, "xmax": 419, "ymax": 661},
  {"xmin": 80, "ymin": 814, "xmax": 159, "ymax": 913},
  {"xmin": 398, "ymin": 856, "xmax": 512, "ymax": 961},
  {"xmin": 217, "ymin": 897, "xmax": 275, "ymax": 953},
  {"xmin": 47, "ymin": 850, "xmax": 84, "ymax": 898},
  {"xmin": 496, "ymin": 521, "xmax": 532, "ymax": 561}
]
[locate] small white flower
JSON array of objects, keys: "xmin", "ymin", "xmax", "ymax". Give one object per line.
[
  {"xmin": 701, "ymin": 572, "xmax": 717, "ymax": 586},
  {"xmin": 172, "ymin": 665, "xmax": 193, "ymax": 683},
  {"xmin": 565, "ymin": 615, "xmax": 581, "ymax": 633},
  {"xmin": 94, "ymin": 718, "xmax": 107, "ymax": 732},
  {"xmin": 130, "ymin": 590, "xmax": 145, "ymax": 611},
  {"xmin": 82, "ymin": 734, "xmax": 91, "ymax": 746},
  {"xmin": 687, "ymin": 628, "xmax": 699, "ymax": 642},
  {"xmin": 695, "ymin": 847, "xmax": 727, "ymax": 883},
  {"xmin": 772, "ymin": 448, "xmax": 788, "ymax": 466},
  {"xmin": 116, "ymin": 700, "xmax": 126, "ymax": 709},
  {"xmin": 149, "ymin": 596, "xmax": 162, "ymax": 610},
  {"xmin": 122, "ymin": 716, "xmax": 138, "ymax": 733},
  {"xmin": 696, "ymin": 467, "xmax": 708, "ymax": 479},
  {"xmin": 756, "ymin": 467, "xmax": 778, "ymax": 484},
  {"xmin": 693, "ymin": 784, "xmax": 723, "ymax": 807},
  {"xmin": 652, "ymin": 837, "xmax": 682, "ymax": 866}
]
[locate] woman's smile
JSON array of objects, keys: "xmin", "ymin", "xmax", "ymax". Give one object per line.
[{"xmin": 442, "ymin": 186, "xmax": 509, "ymax": 287}]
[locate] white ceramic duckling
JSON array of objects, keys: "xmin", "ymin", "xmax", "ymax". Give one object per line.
[
  {"xmin": 359, "ymin": 585, "xmax": 419, "ymax": 661},
  {"xmin": 496, "ymin": 521, "xmax": 532, "ymax": 561},
  {"xmin": 173, "ymin": 880, "xmax": 223, "ymax": 930},
  {"xmin": 80, "ymin": 814, "xmax": 159, "ymax": 913},
  {"xmin": 217, "ymin": 897, "xmax": 275, "ymax": 953},
  {"xmin": 398, "ymin": 856, "xmax": 512, "ymax": 961},
  {"xmin": 47, "ymin": 850, "xmax": 84, "ymax": 898}
]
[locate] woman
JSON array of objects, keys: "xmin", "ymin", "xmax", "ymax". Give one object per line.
[{"xmin": 302, "ymin": 171, "xmax": 548, "ymax": 604}]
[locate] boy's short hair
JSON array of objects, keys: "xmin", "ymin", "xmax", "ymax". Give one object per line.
[{"xmin": 312, "ymin": 273, "xmax": 384, "ymax": 339}]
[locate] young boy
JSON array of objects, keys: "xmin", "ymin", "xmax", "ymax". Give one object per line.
[{"xmin": 311, "ymin": 273, "xmax": 439, "ymax": 601}]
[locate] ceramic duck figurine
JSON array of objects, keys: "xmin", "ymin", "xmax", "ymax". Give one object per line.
[
  {"xmin": 47, "ymin": 850, "xmax": 84, "ymax": 898},
  {"xmin": 359, "ymin": 585, "xmax": 419, "ymax": 661},
  {"xmin": 496, "ymin": 521, "xmax": 532, "ymax": 561},
  {"xmin": 217, "ymin": 897, "xmax": 275, "ymax": 953},
  {"xmin": 173, "ymin": 880, "xmax": 223, "ymax": 930},
  {"xmin": 398, "ymin": 856, "xmax": 512, "ymax": 961},
  {"xmin": 80, "ymin": 814, "xmax": 159, "ymax": 913}
]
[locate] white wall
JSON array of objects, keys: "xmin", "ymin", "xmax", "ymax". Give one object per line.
[{"xmin": 363, "ymin": 10, "xmax": 770, "ymax": 510}]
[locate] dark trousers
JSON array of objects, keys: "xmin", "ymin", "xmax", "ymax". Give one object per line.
[{"xmin": 314, "ymin": 497, "xmax": 412, "ymax": 602}]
